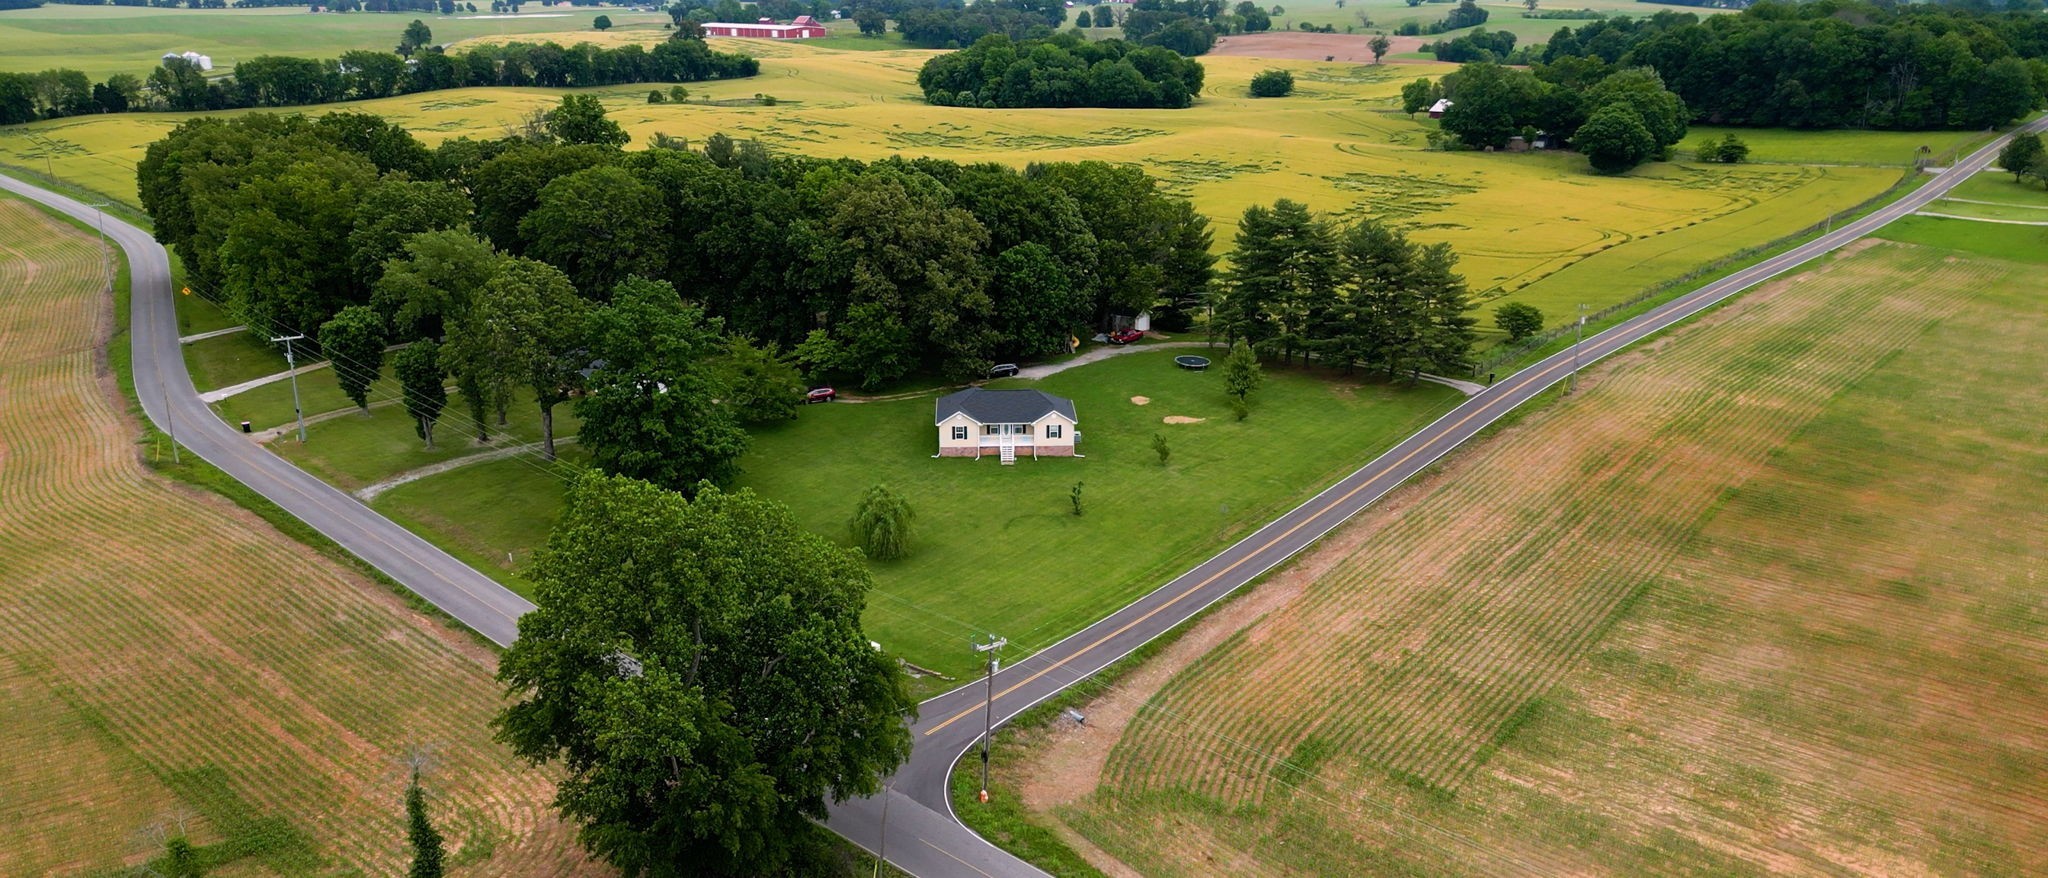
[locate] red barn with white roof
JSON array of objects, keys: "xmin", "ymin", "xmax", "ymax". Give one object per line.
[{"xmin": 701, "ymin": 15, "xmax": 827, "ymax": 39}]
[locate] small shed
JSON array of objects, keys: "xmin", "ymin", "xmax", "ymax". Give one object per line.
[{"xmin": 1428, "ymin": 98, "xmax": 1454, "ymax": 119}]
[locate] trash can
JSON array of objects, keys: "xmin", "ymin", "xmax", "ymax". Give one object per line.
[{"xmin": 241, "ymin": 420, "xmax": 251, "ymax": 433}]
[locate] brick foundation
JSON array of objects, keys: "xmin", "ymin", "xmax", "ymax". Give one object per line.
[{"xmin": 936, "ymin": 445, "xmax": 1078, "ymax": 458}]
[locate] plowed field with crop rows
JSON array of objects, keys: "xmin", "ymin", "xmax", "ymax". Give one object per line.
[
  {"xmin": 1055, "ymin": 240, "xmax": 2048, "ymax": 875},
  {"xmin": 0, "ymin": 198, "xmax": 598, "ymax": 876}
]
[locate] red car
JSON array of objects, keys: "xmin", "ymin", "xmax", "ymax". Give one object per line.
[
  {"xmin": 805, "ymin": 387, "xmax": 837, "ymax": 404},
  {"xmin": 1108, "ymin": 328, "xmax": 1144, "ymax": 345}
]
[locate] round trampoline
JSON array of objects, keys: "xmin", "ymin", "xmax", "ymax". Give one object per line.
[{"xmin": 1175, "ymin": 355, "xmax": 1211, "ymax": 371}]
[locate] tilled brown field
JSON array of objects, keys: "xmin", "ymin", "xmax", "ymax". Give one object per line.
[
  {"xmin": 1026, "ymin": 240, "xmax": 2048, "ymax": 875},
  {"xmin": 0, "ymin": 200, "xmax": 602, "ymax": 874}
]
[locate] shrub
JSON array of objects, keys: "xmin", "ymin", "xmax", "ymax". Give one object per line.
[
  {"xmin": 1493, "ymin": 302, "xmax": 1543, "ymax": 340},
  {"xmin": 647, "ymin": 89, "xmax": 666, "ymax": 104},
  {"xmin": 1249, "ymin": 68, "xmax": 1294, "ymax": 98}
]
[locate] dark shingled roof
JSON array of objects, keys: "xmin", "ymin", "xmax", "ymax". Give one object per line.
[{"xmin": 934, "ymin": 388, "xmax": 1077, "ymax": 425}]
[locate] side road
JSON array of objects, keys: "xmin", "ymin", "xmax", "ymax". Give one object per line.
[
  {"xmin": 0, "ymin": 176, "xmax": 534, "ymax": 648},
  {"xmin": 6, "ymin": 113, "xmax": 2036, "ymax": 878}
]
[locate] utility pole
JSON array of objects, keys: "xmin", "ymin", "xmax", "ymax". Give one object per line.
[
  {"xmin": 1567, "ymin": 303, "xmax": 1587, "ymax": 393},
  {"xmin": 973, "ymin": 635, "xmax": 1007, "ymax": 804},
  {"xmin": 872, "ymin": 773, "xmax": 893, "ymax": 878},
  {"xmin": 84, "ymin": 201, "xmax": 109, "ymax": 257},
  {"xmin": 272, "ymin": 334, "xmax": 309, "ymax": 443}
]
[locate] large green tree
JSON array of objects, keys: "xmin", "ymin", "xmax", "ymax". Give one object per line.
[
  {"xmin": 394, "ymin": 338, "xmax": 449, "ymax": 449},
  {"xmin": 372, "ymin": 230, "xmax": 502, "ymax": 341},
  {"xmin": 347, "ymin": 178, "xmax": 474, "ymax": 289},
  {"xmin": 576, "ymin": 278, "xmax": 750, "ymax": 494},
  {"xmin": 519, "ymin": 165, "xmax": 669, "ymax": 299},
  {"xmin": 1584, "ymin": 67, "xmax": 1686, "ymax": 155},
  {"xmin": 1034, "ymin": 162, "xmax": 1215, "ymax": 326},
  {"xmin": 1576, "ymin": 103, "xmax": 1658, "ymax": 173},
  {"xmin": 824, "ymin": 169, "xmax": 994, "ymax": 385},
  {"xmin": 399, "ymin": 19, "xmax": 435, "ymax": 56},
  {"xmin": 466, "ymin": 258, "xmax": 589, "ymax": 459},
  {"xmin": 212, "ymin": 148, "xmax": 379, "ymax": 338},
  {"xmin": 1215, "ymin": 199, "xmax": 1339, "ymax": 362},
  {"xmin": 2000, "ymin": 132, "xmax": 2044, "ymax": 181},
  {"xmin": 716, "ymin": 337, "xmax": 806, "ymax": 424},
  {"xmin": 319, "ymin": 305, "xmax": 387, "ymax": 411},
  {"xmin": 990, "ymin": 242, "xmax": 1087, "ymax": 360},
  {"xmin": 544, "ymin": 93, "xmax": 630, "ymax": 148},
  {"xmin": 495, "ymin": 474, "xmax": 912, "ymax": 876},
  {"xmin": 469, "ymin": 143, "xmax": 618, "ymax": 252}
]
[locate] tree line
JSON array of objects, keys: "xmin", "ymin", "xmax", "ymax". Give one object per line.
[
  {"xmin": 1539, "ymin": 1, "xmax": 2048, "ymax": 130},
  {"xmin": 916, "ymin": 32, "xmax": 1206, "ymax": 108},
  {"xmin": 889, "ymin": 0, "xmax": 1066, "ymax": 48},
  {"xmin": 0, "ymin": 23, "xmax": 755, "ymax": 124},
  {"xmin": 1404, "ymin": 61, "xmax": 1689, "ymax": 171},
  {"xmin": 1211, "ymin": 199, "xmax": 1477, "ymax": 380},
  {"xmin": 136, "ymin": 98, "xmax": 1215, "ymax": 467}
]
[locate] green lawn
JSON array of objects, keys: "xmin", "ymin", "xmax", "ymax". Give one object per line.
[
  {"xmin": 1922, "ymin": 197, "xmax": 2048, "ymax": 222},
  {"xmin": 1948, "ymin": 169, "xmax": 2048, "ymax": 204},
  {"xmin": 367, "ymin": 349, "xmax": 1461, "ymax": 681},
  {"xmin": 1685, "ymin": 126, "xmax": 1994, "ymax": 166},
  {"xmin": 269, "ymin": 383, "xmax": 580, "ymax": 490},
  {"xmin": 1876, "ymin": 215, "xmax": 2048, "ymax": 265},
  {"xmin": 173, "ymin": 288, "xmax": 241, "ymax": 336},
  {"xmin": 184, "ymin": 327, "xmax": 290, "ymax": 393},
  {"xmin": 743, "ymin": 350, "xmax": 1462, "ymax": 680},
  {"xmin": 374, "ymin": 446, "xmax": 591, "ymax": 594},
  {"xmin": 208, "ymin": 365, "xmax": 379, "ymax": 431}
]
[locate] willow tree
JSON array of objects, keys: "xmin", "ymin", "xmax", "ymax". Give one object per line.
[{"xmin": 849, "ymin": 484, "xmax": 915, "ymax": 561}]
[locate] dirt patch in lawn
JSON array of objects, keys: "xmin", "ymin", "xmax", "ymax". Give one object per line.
[
  {"xmin": 1162, "ymin": 415, "xmax": 1205, "ymax": 424},
  {"xmin": 1130, "ymin": 396, "xmax": 1151, "ymax": 406},
  {"xmin": 1211, "ymin": 32, "xmax": 1429, "ymax": 63}
]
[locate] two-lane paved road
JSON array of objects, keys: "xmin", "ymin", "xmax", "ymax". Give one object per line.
[
  {"xmin": 817, "ymin": 118, "xmax": 2048, "ymax": 876},
  {"xmin": 8, "ymin": 113, "xmax": 2037, "ymax": 878},
  {"xmin": 0, "ymin": 175, "xmax": 535, "ymax": 647}
]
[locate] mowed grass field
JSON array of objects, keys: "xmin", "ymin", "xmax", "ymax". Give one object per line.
[
  {"xmin": 0, "ymin": 198, "xmax": 600, "ymax": 875},
  {"xmin": 0, "ymin": 31, "xmax": 1923, "ymax": 338},
  {"xmin": 1000, "ymin": 238, "xmax": 2048, "ymax": 874},
  {"xmin": 0, "ymin": 4, "xmax": 668, "ymax": 79},
  {"xmin": 368, "ymin": 348, "xmax": 1463, "ymax": 682}
]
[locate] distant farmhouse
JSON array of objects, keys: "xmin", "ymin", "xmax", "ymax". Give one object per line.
[
  {"xmin": 935, "ymin": 388, "xmax": 1078, "ymax": 463},
  {"xmin": 701, "ymin": 15, "xmax": 828, "ymax": 39},
  {"xmin": 1428, "ymin": 98, "xmax": 1453, "ymax": 119}
]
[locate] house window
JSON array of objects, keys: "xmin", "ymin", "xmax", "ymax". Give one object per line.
[
  {"xmin": 1046, "ymin": 425, "xmax": 1063, "ymax": 439},
  {"xmin": 952, "ymin": 426, "xmax": 968, "ymax": 441}
]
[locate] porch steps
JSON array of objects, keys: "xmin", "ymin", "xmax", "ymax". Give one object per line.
[{"xmin": 1000, "ymin": 443, "xmax": 1016, "ymax": 465}]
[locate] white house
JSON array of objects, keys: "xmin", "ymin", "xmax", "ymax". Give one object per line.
[{"xmin": 934, "ymin": 388, "xmax": 1077, "ymax": 464}]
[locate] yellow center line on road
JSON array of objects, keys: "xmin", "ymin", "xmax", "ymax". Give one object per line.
[
  {"xmin": 922, "ymin": 354, "xmax": 1580, "ymax": 737},
  {"xmin": 921, "ymin": 837, "xmax": 998, "ymax": 877}
]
